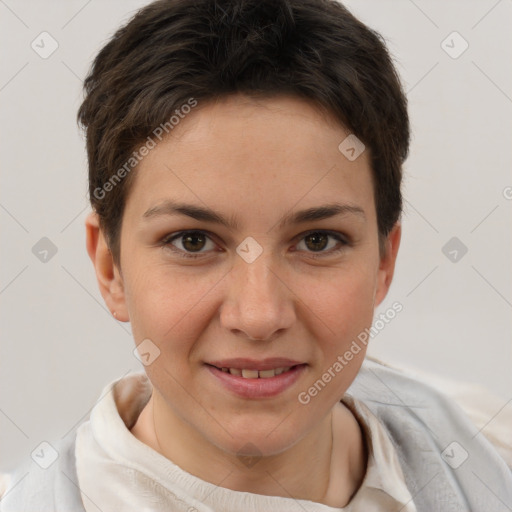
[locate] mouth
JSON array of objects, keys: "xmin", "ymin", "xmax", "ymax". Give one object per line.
[
  {"xmin": 205, "ymin": 359, "xmax": 307, "ymax": 398},
  {"xmin": 208, "ymin": 365, "xmax": 300, "ymax": 379}
]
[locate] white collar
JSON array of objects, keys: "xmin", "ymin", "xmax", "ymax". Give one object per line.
[{"xmin": 76, "ymin": 371, "xmax": 416, "ymax": 511}]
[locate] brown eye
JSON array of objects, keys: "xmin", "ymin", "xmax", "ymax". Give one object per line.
[
  {"xmin": 295, "ymin": 230, "xmax": 348, "ymax": 256},
  {"xmin": 304, "ymin": 232, "xmax": 329, "ymax": 252},
  {"xmin": 162, "ymin": 230, "xmax": 216, "ymax": 258},
  {"xmin": 181, "ymin": 232, "xmax": 207, "ymax": 252}
]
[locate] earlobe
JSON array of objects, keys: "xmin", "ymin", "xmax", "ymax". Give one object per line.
[
  {"xmin": 85, "ymin": 212, "xmax": 129, "ymax": 322},
  {"xmin": 374, "ymin": 222, "xmax": 401, "ymax": 307}
]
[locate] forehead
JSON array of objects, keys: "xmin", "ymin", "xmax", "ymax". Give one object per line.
[
  {"xmin": 124, "ymin": 94, "xmax": 376, "ymax": 226},
  {"xmin": 162, "ymin": 94, "xmax": 352, "ymax": 162}
]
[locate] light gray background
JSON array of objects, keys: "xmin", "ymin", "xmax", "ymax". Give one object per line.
[{"xmin": 1, "ymin": 0, "xmax": 511, "ymax": 472}]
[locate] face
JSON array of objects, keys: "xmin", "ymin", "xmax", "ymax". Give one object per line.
[{"xmin": 94, "ymin": 94, "xmax": 399, "ymax": 458}]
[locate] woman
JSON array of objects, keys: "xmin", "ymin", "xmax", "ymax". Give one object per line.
[{"xmin": 1, "ymin": 0, "xmax": 511, "ymax": 510}]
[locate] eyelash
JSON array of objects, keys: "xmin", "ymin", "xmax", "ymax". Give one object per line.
[{"xmin": 160, "ymin": 230, "xmax": 350, "ymax": 260}]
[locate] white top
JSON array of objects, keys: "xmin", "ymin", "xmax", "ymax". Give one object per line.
[{"xmin": 74, "ymin": 371, "xmax": 417, "ymax": 512}]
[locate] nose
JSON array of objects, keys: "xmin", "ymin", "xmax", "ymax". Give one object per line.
[{"xmin": 220, "ymin": 252, "xmax": 296, "ymax": 342}]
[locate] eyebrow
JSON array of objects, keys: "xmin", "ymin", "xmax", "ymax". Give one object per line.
[{"xmin": 142, "ymin": 200, "xmax": 366, "ymax": 230}]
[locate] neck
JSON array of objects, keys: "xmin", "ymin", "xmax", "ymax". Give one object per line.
[{"xmin": 131, "ymin": 389, "xmax": 365, "ymax": 507}]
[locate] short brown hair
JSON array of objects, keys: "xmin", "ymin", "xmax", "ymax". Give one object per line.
[{"xmin": 78, "ymin": 0, "xmax": 410, "ymax": 265}]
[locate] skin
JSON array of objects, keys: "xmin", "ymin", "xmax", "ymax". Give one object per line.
[{"xmin": 86, "ymin": 94, "xmax": 401, "ymax": 507}]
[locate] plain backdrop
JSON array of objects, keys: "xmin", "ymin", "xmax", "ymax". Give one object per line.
[{"xmin": 1, "ymin": 0, "xmax": 511, "ymax": 472}]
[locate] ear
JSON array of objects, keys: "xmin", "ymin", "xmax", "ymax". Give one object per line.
[
  {"xmin": 85, "ymin": 211, "xmax": 129, "ymax": 322},
  {"xmin": 374, "ymin": 222, "xmax": 401, "ymax": 307}
]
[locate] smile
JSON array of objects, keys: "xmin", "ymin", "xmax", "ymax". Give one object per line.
[
  {"xmin": 205, "ymin": 362, "xmax": 307, "ymax": 399},
  {"xmin": 216, "ymin": 366, "xmax": 293, "ymax": 378}
]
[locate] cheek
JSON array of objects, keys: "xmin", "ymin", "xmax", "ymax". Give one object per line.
[
  {"xmin": 124, "ymin": 263, "xmax": 220, "ymax": 349},
  {"xmin": 299, "ymin": 264, "xmax": 378, "ymax": 343},
  {"xmin": 303, "ymin": 266, "xmax": 376, "ymax": 389},
  {"xmin": 123, "ymin": 245, "xmax": 379, "ymax": 357}
]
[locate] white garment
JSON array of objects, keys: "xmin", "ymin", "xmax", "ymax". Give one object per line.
[
  {"xmin": 75, "ymin": 372, "xmax": 417, "ymax": 512},
  {"xmin": 370, "ymin": 356, "xmax": 512, "ymax": 470}
]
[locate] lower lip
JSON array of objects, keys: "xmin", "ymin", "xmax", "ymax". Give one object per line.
[{"xmin": 206, "ymin": 364, "xmax": 307, "ymax": 399}]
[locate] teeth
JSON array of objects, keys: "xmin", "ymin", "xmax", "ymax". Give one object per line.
[
  {"xmin": 221, "ymin": 366, "xmax": 293, "ymax": 378},
  {"xmin": 258, "ymin": 369, "xmax": 276, "ymax": 379},
  {"xmin": 241, "ymin": 369, "xmax": 259, "ymax": 379}
]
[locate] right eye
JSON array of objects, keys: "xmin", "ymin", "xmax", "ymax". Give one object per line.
[{"xmin": 160, "ymin": 230, "xmax": 218, "ymax": 259}]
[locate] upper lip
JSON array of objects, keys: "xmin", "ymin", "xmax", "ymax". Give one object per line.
[{"xmin": 207, "ymin": 358, "xmax": 305, "ymax": 371}]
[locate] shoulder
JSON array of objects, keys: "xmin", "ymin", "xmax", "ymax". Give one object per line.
[
  {"xmin": 349, "ymin": 355, "xmax": 466, "ymax": 415},
  {"xmin": 348, "ymin": 356, "xmax": 512, "ymax": 511},
  {"xmin": 0, "ymin": 429, "xmax": 85, "ymax": 511},
  {"xmin": 356, "ymin": 355, "xmax": 512, "ymax": 470},
  {"xmin": 0, "ymin": 472, "xmax": 11, "ymax": 499}
]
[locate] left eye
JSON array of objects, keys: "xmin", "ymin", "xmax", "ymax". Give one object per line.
[{"xmin": 295, "ymin": 231, "xmax": 346, "ymax": 254}]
